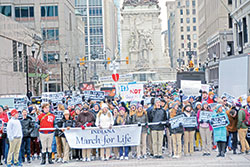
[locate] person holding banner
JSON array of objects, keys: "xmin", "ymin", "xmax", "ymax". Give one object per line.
[
  {"xmin": 183, "ymin": 105, "xmax": 196, "ymax": 156},
  {"xmin": 76, "ymin": 104, "xmax": 95, "ymax": 162},
  {"xmin": 95, "ymin": 103, "xmax": 114, "ymax": 161},
  {"xmin": 194, "ymin": 102, "xmax": 202, "ymax": 151},
  {"xmin": 170, "ymin": 103, "xmax": 184, "ymax": 159},
  {"xmin": 148, "ymin": 98, "xmax": 167, "ymax": 159},
  {"xmin": 211, "ymin": 105, "xmax": 229, "ymax": 157},
  {"xmin": 197, "ymin": 101, "xmax": 213, "ymax": 156},
  {"xmin": 114, "ymin": 107, "xmax": 130, "ymax": 160},
  {"xmin": 37, "ymin": 102, "xmax": 56, "ymax": 165},
  {"xmin": 133, "ymin": 104, "xmax": 148, "ymax": 160}
]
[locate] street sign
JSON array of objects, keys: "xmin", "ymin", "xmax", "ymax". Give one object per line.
[{"xmin": 109, "ymin": 62, "xmax": 120, "ymax": 71}]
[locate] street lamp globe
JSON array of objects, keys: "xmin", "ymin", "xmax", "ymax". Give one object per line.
[
  {"xmin": 18, "ymin": 43, "xmax": 23, "ymax": 53},
  {"xmin": 65, "ymin": 52, "xmax": 69, "ymax": 62},
  {"xmin": 54, "ymin": 54, "xmax": 59, "ymax": 61}
]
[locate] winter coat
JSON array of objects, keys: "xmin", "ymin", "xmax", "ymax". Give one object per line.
[
  {"xmin": 76, "ymin": 111, "xmax": 95, "ymax": 127},
  {"xmin": 237, "ymin": 109, "xmax": 248, "ymax": 129},
  {"xmin": 212, "ymin": 110, "xmax": 229, "ymax": 143},
  {"xmin": 20, "ymin": 116, "xmax": 33, "ymax": 137},
  {"xmin": 183, "ymin": 111, "xmax": 196, "ymax": 131},
  {"xmin": 148, "ymin": 107, "xmax": 167, "ymax": 131},
  {"xmin": 226, "ymin": 109, "xmax": 238, "ymax": 132},
  {"xmin": 114, "ymin": 112, "xmax": 130, "ymax": 126},
  {"xmin": 169, "ymin": 110, "xmax": 184, "ymax": 134},
  {"xmin": 29, "ymin": 113, "xmax": 39, "ymax": 138},
  {"xmin": 60, "ymin": 117, "xmax": 75, "ymax": 138},
  {"xmin": 95, "ymin": 110, "xmax": 114, "ymax": 128},
  {"xmin": 197, "ymin": 109, "xmax": 213, "ymax": 131},
  {"xmin": 133, "ymin": 112, "xmax": 148, "ymax": 133}
]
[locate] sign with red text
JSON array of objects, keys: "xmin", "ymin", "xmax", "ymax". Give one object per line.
[{"xmin": 119, "ymin": 84, "xmax": 144, "ymax": 101}]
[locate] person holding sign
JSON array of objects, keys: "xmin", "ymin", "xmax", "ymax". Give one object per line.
[
  {"xmin": 211, "ymin": 105, "xmax": 229, "ymax": 157},
  {"xmin": 169, "ymin": 103, "xmax": 184, "ymax": 159},
  {"xmin": 95, "ymin": 103, "xmax": 114, "ymax": 161},
  {"xmin": 197, "ymin": 101, "xmax": 213, "ymax": 156},
  {"xmin": 183, "ymin": 105, "xmax": 196, "ymax": 156}
]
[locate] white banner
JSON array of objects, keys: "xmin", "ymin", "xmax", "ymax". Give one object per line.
[
  {"xmin": 119, "ymin": 84, "xmax": 144, "ymax": 101},
  {"xmin": 64, "ymin": 125, "xmax": 142, "ymax": 149},
  {"xmin": 181, "ymin": 80, "xmax": 201, "ymax": 96}
]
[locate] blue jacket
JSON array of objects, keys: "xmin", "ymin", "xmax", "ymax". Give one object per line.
[{"xmin": 212, "ymin": 110, "xmax": 229, "ymax": 143}]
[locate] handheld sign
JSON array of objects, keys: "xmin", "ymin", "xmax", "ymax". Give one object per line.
[
  {"xmin": 211, "ymin": 115, "xmax": 228, "ymax": 128},
  {"xmin": 183, "ymin": 117, "xmax": 197, "ymax": 128},
  {"xmin": 169, "ymin": 114, "xmax": 185, "ymax": 129},
  {"xmin": 54, "ymin": 110, "xmax": 64, "ymax": 121},
  {"xmin": 84, "ymin": 91, "xmax": 105, "ymax": 101},
  {"xmin": 199, "ymin": 111, "xmax": 213, "ymax": 122}
]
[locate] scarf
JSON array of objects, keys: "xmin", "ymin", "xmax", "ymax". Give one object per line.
[
  {"xmin": 136, "ymin": 109, "xmax": 147, "ymax": 117},
  {"xmin": 116, "ymin": 112, "xmax": 128, "ymax": 125},
  {"xmin": 129, "ymin": 109, "xmax": 136, "ymax": 117}
]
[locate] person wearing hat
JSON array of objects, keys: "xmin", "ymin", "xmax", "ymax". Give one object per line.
[
  {"xmin": 226, "ymin": 107, "xmax": 238, "ymax": 154},
  {"xmin": 183, "ymin": 105, "xmax": 196, "ymax": 156},
  {"xmin": 6, "ymin": 109, "xmax": 23, "ymax": 167},
  {"xmin": 133, "ymin": 104, "xmax": 148, "ymax": 160},
  {"xmin": 76, "ymin": 104, "xmax": 95, "ymax": 162},
  {"xmin": 211, "ymin": 105, "xmax": 229, "ymax": 157},
  {"xmin": 95, "ymin": 103, "xmax": 114, "ymax": 161},
  {"xmin": 114, "ymin": 107, "xmax": 130, "ymax": 160},
  {"xmin": 148, "ymin": 98, "xmax": 167, "ymax": 159},
  {"xmin": 37, "ymin": 102, "xmax": 56, "ymax": 165},
  {"xmin": 197, "ymin": 101, "xmax": 213, "ymax": 156},
  {"xmin": 60, "ymin": 110, "xmax": 75, "ymax": 163},
  {"xmin": 207, "ymin": 92, "xmax": 214, "ymax": 104},
  {"xmin": 0, "ymin": 105, "xmax": 9, "ymax": 165}
]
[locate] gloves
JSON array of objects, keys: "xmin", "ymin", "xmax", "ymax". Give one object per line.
[
  {"xmin": 206, "ymin": 120, "xmax": 210, "ymax": 124},
  {"xmin": 179, "ymin": 123, "xmax": 183, "ymax": 127},
  {"xmin": 81, "ymin": 125, "xmax": 85, "ymax": 130},
  {"xmin": 138, "ymin": 122, "xmax": 141, "ymax": 127},
  {"xmin": 200, "ymin": 120, "xmax": 204, "ymax": 124},
  {"xmin": 225, "ymin": 120, "xmax": 229, "ymax": 124},
  {"xmin": 145, "ymin": 122, "xmax": 148, "ymax": 126},
  {"xmin": 86, "ymin": 123, "xmax": 93, "ymax": 127},
  {"xmin": 66, "ymin": 127, "xmax": 70, "ymax": 130}
]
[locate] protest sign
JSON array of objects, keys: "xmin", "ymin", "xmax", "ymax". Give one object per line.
[
  {"xmin": 79, "ymin": 82, "xmax": 95, "ymax": 93},
  {"xmin": 64, "ymin": 125, "xmax": 142, "ymax": 149},
  {"xmin": 84, "ymin": 91, "xmax": 105, "ymax": 101},
  {"xmin": 181, "ymin": 80, "xmax": 201, "ymax": 96},
  {"xmin": 211, "ymin": 115, "xmax": 228, "ymax": 128},
  {"xmin": 237, "ymin": 94, "xmax": 248, "ymax": 106},
  {"xmin": 119, "ymin": 84, "xmax": 144, "ymax": 102},
  {"xmin": 64, "ymin": 90, "xmax": 72, "ymax": 97},
  {"xmin": 42, "ymin": 92, "xmax": 64, "ymax": 103},
  {"xmin": 222, "ymin": 92, "xmax": 235, "ymax": 105},
  {"xmin": 183, "ymin": 117, "xmax": 197, "ymax": 128},
  {"xmin": 199, "ymin": 111, "xmax": 213, "ymax": 122},
  {"xmin": 100, "ymin": 87, "xmax": 116, "ymax": 99},
  {"xmin": 169, "ymin": 114, "xmax": 185, "ymax": 129},
  {"xmin": 54, "ymin": 110, "xmax": 64, "ymax": 121},
  {"xmin": 201, "ymin": 84, "xmax": 210, "ymax": 93}
]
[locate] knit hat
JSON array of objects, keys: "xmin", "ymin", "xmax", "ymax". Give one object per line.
[
  {"xmin": 75, "ymin": 106, "xmax": 81, "ymax": 111},
  {"xmin": 154, "ymin": 98, "xmax": 161, "ymax": 103},
  {"xmin": 247, "ymin": 96, "xmax": 250, "ymax": 103},
  {"xmin": 0, "ymin": 105, "xmax": 3, "ymax": 110},
  {"xmin": 189, "ymin": 96, "xmax": 194, "ymax": 100},
  {"xmin": 119, "ymin": 107, "xmax": 126, "ymax": 112},
  {"xmin": 172, "ymin": 92, "xmax": 178, "ymax": 96},
  {"xmin": 195, "ymin": 102, "xmax": 201, "ymax": 108},
  {"xmin": 174, "ymin": 97, "xmax": 180, "ymax": 102},
  {"xmin": 236, "ymin": 103, "xmax": 242, "ymax": 108},
  {"xmin": 202, "ymin": 101, "xmax": 208, "ymax": 108},
  {"xmin": 172, "ymin": 103, "xmax": 179, "ymax": 109},
  {"xmin": 208, "ymin": 92, "xmax": 214, "ymax": 96},
  {"xmin": 64, "ymin": 110, "xmax": 70, "ymax": 115},
  {"xmin": 182, "ymin": 96, "xmax": 189, "ymax": 102},
  {"xmin": 101, "ymin": 103, "xmax": 108, "ymax": 109},
  {"xmin": 215, "ymin": 104, "xmax": 223, "ymax": 112},
  {"xmin": 137, "ymin": 104, "xmax": 143, "ymax": 109},
  {"xmin": 10, "ymin": 109, "xmax": 18, "ymax": 117},
  {"xmin": 28, "ymin": 106, "xmax": 33, "ymax": 113}
]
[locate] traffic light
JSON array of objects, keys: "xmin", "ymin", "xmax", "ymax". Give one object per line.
[
  {"xmin": 189, "ymin": 60, "xmax": 194, "ymax": 68},
  {"xmin": 126, "ymin": 56, "xmax": 129, "ymax": 64},
  {"xmin": 195, "ymin": 67, "xmax": 199, "ymax": 72},
  {"xmin": 107, "ymin": 57, "xmax": 111, "ymax": 64},
  {"xmin": 80, "ymin": 57, "xmax": 85, "ymax": 65}
]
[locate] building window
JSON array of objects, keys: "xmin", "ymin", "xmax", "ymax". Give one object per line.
[
  {"xmin": 181, "ymin": 35, "xmax": 184, "ymax": 40},
  {"xmin": 0, "ymin": 6, "xmax": 11, "ymax": 17},
  {"xmin": 186, "ymin": 9, "xmax": 190, "ymax": 15},
  {"xmin": 243, "ymin": 17, "xmax": 248, "ymax": 43},
  {"xmin": 193, "ymin": 34, "xmax": 197, "ymax": 40},
  {"xmin": 41, "ymin": 6, "xmax": 58, "ymax": 17},
  {"xmin": 90, "ymin": 27, "xmax": 103, "ymax": 35},
  {"xmin": 228, "ymin": 0, "xmax": 232, "ymax": 5},
  {"xmin": 181, "ymin": 26, "xmax": 184, "ymax": 32},
  {"xmin": 180, "ymin": 18, "xmax": 183, "ymax": 23},
  {"xmin": 89, "ymin": 7, "xmax": 102, "ymax": 16},
  {"xmin": 187, "ymin": 26, "xmax": 190, "ymax": 32},
  {"xmin": 194, "ymin": 43, "xmax": 197, "ymax": 48},
  {"xmin": 187, "ymin": 35, "xmax": 191, "ymax": 40},
  {"xmin": 186, "ymin": 17, "xmax": 190, "ymax": 23},
  {"xmin": 180, "ymin": 9, "xmax": 183, "ymax": 15},
  {"xmin": 228, "ymin": 14, "xmax": 233, "ymax": 28},
  {"xmin": 192, "ymin": 9, "xmax": 196, "ymax": 15},
  {"xmin": 15, "ymin": 6, "xmax": 34, "ymax": 18},
  {"xmin": 13, "ymin": 41, "xmax": 18, "ymax": 72},
  {"xmin": 192, "ymin": 0, "xmax": 196, "ymax": 6},
  {"xmin": 182, "ymin": 52, "xmax": 185, "ymax": 57},
  {"xmin": 42, "ymin": 28, "xmax": 59, "ymax": 41},
  {"xmin": 193, "ymin": 26, "xmax": 197, "ymax": 31},
  {"xmin": 186, "ymin": 0, "xmax": 190, "ymax": 7},
  {"xmin": 69, "ymin": 13, "xmax": 72, "ymax": 31},
  {"xmin": 89, "ymin": 0, "xmax": 102, "ymax": 6},
  {"xmin": 43, "ymin": 52, "xmax": 59, "ymax": 64},
  {"xmin": 193, "ymin": 17, "xmax": 196, "ymax": 23},
  {"xmin": 182, "ymin": 43, "xmax": 185, "ymax": 48},
  {"xmin": 139, "ymin": 74, "xmax": 146, "ymax": 81},
  {"xmin": 178, "ymin": 1, "xmax": 181, "ymax": 7},
  {"xmin": 89, "ymin": 17, "xmax": 103, "ymax": 25}
]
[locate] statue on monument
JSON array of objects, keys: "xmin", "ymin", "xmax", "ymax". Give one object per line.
[{"xmin": 123, "ymin": 0, "xmax": 158, "ymax": 7}]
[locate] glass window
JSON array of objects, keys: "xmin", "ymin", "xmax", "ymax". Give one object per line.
[
  {"xmin": 194, "ymin": 43, "xmax": 197, "ymax": 48},
  {"xmin": 187, "ymin": 35, "xmax": 191, "ymax": 40},
  {"xmin": 182, "ymin": 43, "xmax": 184, "ymax": 48},
  {"xmin": 180, "ymin": 18, "xmax": 183, "ymax": 23},
  {"xmin": 193, "ymin": 17, "xmax": 196, "ymax": 23},
  {"xmin": 13, "ymin": 41, "xmax": 18, "ymax": 72},
  {"xmin": 186, "ymin": 17, "xmax": 190, "ymax": 23},
  {"xmin": 180, "ymin": 9, "xmax": 183, "ymax": 15},
  {"xmin": 178, "ymin": 1, "xmax": 181, "ymax": 7},
  {"xmin": 192, "ymin": 9, "xmax": 196, "ymax": 15},
  {"xmin": 181, "ymin": 26, "xmax": 184, "ymax": 32},
  {"xmin": 15, "ymin": 6, "xmax": 34, "ymax": 18},
  {"xmin": 181, "ymin": 35, "xmax": 184, "ymax": 40},
  {"xmin": 0, "ymin": 6, "xmax": 11, "ymax": 17},
  {"xmin": 186, "ymin": 0, "xmax": 190, "ymax": 7},
  {"xmin": 187, "ymin": 26, "xmax": 190, "ymax": 32},
  {"xmin": 228, "ymin": 0, "xmax": 232, "ymax": 5},
  {"xmin": 192, "ymin": 0, "xmax": 196, "ymax": 6},
  {"xmin": 186, "ymin": 9, "xmax": 190, "ymax": 15},
  {"xmin": 193, "ymin": 26, "xmax": 197, "ymax": 31},
  {"xmin": 193, "ymin": 34, "xmax": 197, "ymax": 40},
  {"xmin": 41, "ymin": 6, "xmax": 58, "ymax": 17},
  {"xmin": 42, "ymin": 28, "xmax": 59, "ymax": 41},
  {"xmin": 43, "ymin": 52, "xmax": 59, "ymax": 64}
]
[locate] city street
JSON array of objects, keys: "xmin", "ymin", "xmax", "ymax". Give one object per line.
[{"xmin": 23, "ymin": 151, "xmax": 250, "ymax": 167}]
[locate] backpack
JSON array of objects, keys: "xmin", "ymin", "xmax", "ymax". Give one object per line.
[{"xmin": 243, "ymin": 109, "xmax": 250, "ymax": 126}]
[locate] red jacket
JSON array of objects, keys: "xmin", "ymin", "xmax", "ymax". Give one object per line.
[
  {"xmin": 207, "ymin": 97, "xmax": 214, "ymax": 104},
  {"xmin": 0, "ymin": 112, "xmax": 9, "ymax": 138},
  {"xmin": 38, "ymin": 112, "xmax": 56, "ymax": 134}
]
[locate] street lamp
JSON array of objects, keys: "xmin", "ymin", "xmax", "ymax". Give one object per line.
[
  {"xmin": 31, "ymin": 44, "xmax": 36, "ymax": 57},
  {"xmin": 213, "ymin": 53, "xmax": 217, "ymax": 62}
]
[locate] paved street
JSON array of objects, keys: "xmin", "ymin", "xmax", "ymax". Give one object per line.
[{"xmin": 22, "ymin": 151, "xmax": 250, "ymax": 167}]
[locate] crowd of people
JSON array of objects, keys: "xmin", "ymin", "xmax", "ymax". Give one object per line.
[{"xmin": 1, "ymin": 83, "xmax": 250, "ymax": 167}]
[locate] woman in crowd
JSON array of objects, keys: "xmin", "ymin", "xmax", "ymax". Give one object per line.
[
  {"xmin": 0, "ymin": 105, "xmax": 9, "ymax": 165},
  {"xmin": 194, "ymin": 102, "xmax": 202, "ymax": 151},
  {"xmin": 112, "ymin": 107, "xmax": 120, "ymax": 160},
  {"xmin": 76, "ymin": 104, "xmax": 95, "ymax": 162},
  {"xmin": 95, "ymin": 103, "xmax": 114, "ymax": 161},
  {"xmin": 197, "ymin": 101, "xmax": 213, "ymax": 156},
  {"xmin": 114, "ymin": 107, "xmax": 130, "ymax": 160},
  {"xmin": 133, "ymin": 104, "xmax": 148, "ymax": 160},
  {"xmin": 72, "ymin": 106, "xmax": 82, "ymax": 160}
]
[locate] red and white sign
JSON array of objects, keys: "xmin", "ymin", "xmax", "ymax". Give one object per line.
[{"xmin": 119, "ymin": 84, "xmax": 144, "ymax": 101}]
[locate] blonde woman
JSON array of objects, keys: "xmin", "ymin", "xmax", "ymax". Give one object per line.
[{"xmin": 95, "ymin": 104, "xmax": 114, "ymax": 161}]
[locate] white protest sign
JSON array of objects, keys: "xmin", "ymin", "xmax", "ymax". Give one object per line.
[
  {"xmin": 42, "ymin": 92, "xmax": 64, "ymax": 102},
  {"xmin": 64, "ymin": 126, "xmax": 142, "ymax": 149},
  {"xmin": 183, "ymin": 117, "xmax": 197, "ymax": 128},
  {"xmin": 199, "ymin": 111, "xmax": 213, "ymax": 122},
  {"xmin": 222, "ymin": 92, "xmax": 235, "ymax": 105},
  {"xmin": 201, "ymin": 84, "xmax": 210, "ymax": 93},
  {"xmin": 119, "ymin": 84, "xmax": 144, "ymax": 102},
  {"xmin": 211, "ymin": 115, "xmax": 228, "ymax": 128},
  {"xmin": 169, "ymin": 114, "xmax": 185, "ymax": 129},
  {"xmin": 181, "ymin": 80, "xmax": 201, "ymax": 96},
  {"xmin": 237, "ymin": 94, "xmax": 248, "ymax": 106}
]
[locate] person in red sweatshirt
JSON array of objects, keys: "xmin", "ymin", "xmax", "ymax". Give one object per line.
[
  {"xmin": 0, "ymin": 105, "xmax": 9, "ymax": 165},
  {"xmin": 37, "ymin": 102, "xmax": 56, "ymax": 165},
  {"xmin": 207, "ymin": 92, "xmax": 214, "ymax": 104}
]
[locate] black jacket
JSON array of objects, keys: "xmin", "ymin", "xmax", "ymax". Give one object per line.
[
  {"xmin": 60, "ymin": 116, "xmax": 75, "ymax": 138},
  {"xmin": 21, "ymin": 116, "xmax": 33, "ymax": 137},
  {"xmin": 148, "ymin": 107, "xmax": 167, "ymax": 131}
]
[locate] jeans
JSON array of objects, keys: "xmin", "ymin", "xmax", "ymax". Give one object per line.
[
  {"xmin": 20, "ymin": 137, "xmax": 31, "ymax": 162},
  {"xmin": 52, "ymin": 134, "xmax": 57, "ymax": 153},
  {"xmin": 119, "ymin": 147, "xmax": 129, "ymax": 157},
  {"xmin": 227, "ymin": 132, "xmax": 237, "ymax": 151}
]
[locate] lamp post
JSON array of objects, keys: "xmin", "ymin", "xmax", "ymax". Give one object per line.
[{"xmin": 55, "ymin": 52, "xmax": 69, "ymax": 92}]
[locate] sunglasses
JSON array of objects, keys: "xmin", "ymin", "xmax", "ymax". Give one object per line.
[
  {"xmin": 224, "ymin": 100, "xmax": 227, "ymax": 102},
  {"xmin": 82, "ymin": 108, "xmax": 88, "ymax": 111}
]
